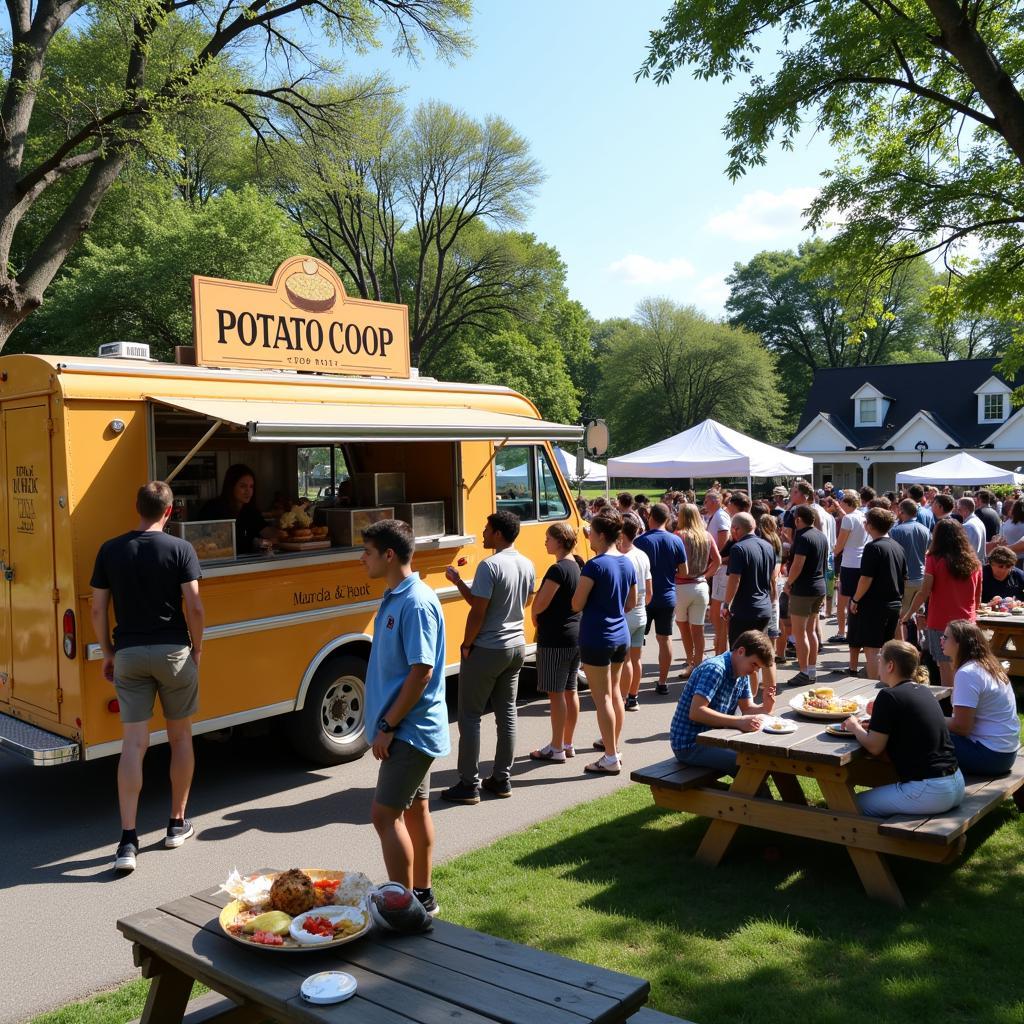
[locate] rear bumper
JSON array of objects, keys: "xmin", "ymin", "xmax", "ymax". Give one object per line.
[{"xmin": 0, "ymin": 713, "xmax": 80, "ymax": 765}]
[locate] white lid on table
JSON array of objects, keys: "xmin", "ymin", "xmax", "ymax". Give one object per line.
[{"xmin": 300, "ymin": 971, "xmax": 358, "ymax": 1004}]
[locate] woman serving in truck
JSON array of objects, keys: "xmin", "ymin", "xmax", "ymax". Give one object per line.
[{"xmin": 199, "ymin": 464, "xmax": 277, "ymax": 554}]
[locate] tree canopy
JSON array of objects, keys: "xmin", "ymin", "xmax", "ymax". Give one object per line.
[{"xmin": 0, "ymin": 0, "xmax": 470, "ymax": 348}]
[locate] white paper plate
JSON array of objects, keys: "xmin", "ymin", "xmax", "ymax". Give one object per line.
[
  {"xmin": 301, "ymin": 971, "xmax": 357, "ymax": 1004},
  {"xmin": 788, "ymin": 691, "xmax": 866, "ymax": 720},
  {"xmin": 761, "ymin": 717, "xmax": 798, "ymax": 734}
]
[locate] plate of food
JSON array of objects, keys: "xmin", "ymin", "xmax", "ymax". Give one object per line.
[
  {"xmin": 788, "ymin": 687, "xmax": 865, "ymax": 721},
  {"xmin": 825, "ymin": 719, "xmax": 867, "ymax": 737},
  {"xmin": 218, "ymin": 868, "xmax": 373, "ymax": 951},
  {"xmin": 761, "ymin": 716, "xmax": 798, "ymax": 734}
]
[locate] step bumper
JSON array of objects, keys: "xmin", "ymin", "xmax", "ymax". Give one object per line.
[{"xmin": 0, "ymin": 712, "xmax": 79, "ymax": 765}]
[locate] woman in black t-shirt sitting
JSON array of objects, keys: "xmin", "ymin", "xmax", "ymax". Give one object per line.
[
  {"xmin": 843, "ymin": 639, "xmax": 965, "ymax": 816},
  {"xmin": 529, "ymin": 523, "xmax": 583, "ymax": 763}
]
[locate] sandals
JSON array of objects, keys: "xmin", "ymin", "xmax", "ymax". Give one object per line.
[
  {"xmin": 529, "ymin": 745, "xmax": 567, "ymax": 762},
  {"xmin": 584, "ymin": 757, "xmax": 621, "ymax": 775},
  {"xmin": 563, "ymin": 744, "xmax": 575, "ymax": 758}
]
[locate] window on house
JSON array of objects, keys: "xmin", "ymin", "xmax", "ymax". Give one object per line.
[
  {"xmin": 858, "ymin": 398, "xmax": 878, "ymax": 424},
  {"xmin": 983, "ymin": 393, "xmax": 1006, "ymax": 422}
]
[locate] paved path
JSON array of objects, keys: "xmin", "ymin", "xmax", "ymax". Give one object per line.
[{"xmin": 1, "ymin": 631, "xmax": 835, "ymax": 1022}]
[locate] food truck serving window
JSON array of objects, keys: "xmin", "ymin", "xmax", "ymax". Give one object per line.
[{"xmin": 495, "ymin": 446, "xmax": 569, "ymax": 522}]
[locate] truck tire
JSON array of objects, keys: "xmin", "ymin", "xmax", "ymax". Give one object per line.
[{"xmin": 285, "ymin": 654, "xmax": 370, "ymax": 765}]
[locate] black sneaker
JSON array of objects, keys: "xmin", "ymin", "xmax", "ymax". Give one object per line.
[
  {"xmin": 655, "ymin": 682, "xmax": 670, "ymax": 696},
  {"xmin": 440, "ymin": 781, "xmax": 480, "ymax": 804},
  {"xmin": 827, "ymin": 634, "xmax": 847, "ymax": 643},
  {"xmin": 790, "ymin": 671, "xmax": 812, "ymax": 687},
  {"xmin": 414, "ymin": 888, "xmax": 440, "ymax": 917},
  {"xmin": 624, "ymin": 694, "xmax": 639, "ymax": 711},
  {"xmin": 113, "ymin": 841, "xmax": 137, "ymax": 872},
  {"xmin": 165, "ymin": 819, "xmax": 194, "ymax": 849},
  {"xmin": 481, "ymin": 776, "xmax": 512, "ymax": 798}
]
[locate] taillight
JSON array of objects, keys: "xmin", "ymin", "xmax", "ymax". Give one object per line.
[
  {"xmin": 108, "ymin": 699, "xmax": 120, "ymax": 714},
  {"xmin": 62, "ymin": 609, "xmax": 76, "ymax": 658}
]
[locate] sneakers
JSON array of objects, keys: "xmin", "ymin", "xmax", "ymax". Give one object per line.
[
  {"xmin": 827, "ymin": 634, "xmax": 847, "ymax": 643},
  {"xmin": 414, "ymin": 888, "xmax": 440, "ymax": 917},
  {"xmin": 165, "ymin": 819, "xmax": 195, "ymax": 849},
  {"xmin": 790, "ymin": 671, "xmax": 813, "ymax": 687},
  {"xmin": 481, "ymin": 776, "xmax": 512, "ymax": 798},
  {"xmin": 774, "ymin": 656, "xmax": 788, "ymax": 666},
  {"xmin": 440, "ymin": 781, "xmax": 481, "ymax": 804},
  {"xmin": 624, "ymin": 694, "xmax": 639, "ymax": 711},
  {"xmin": 113, "ymin": 841, "xmax": 137, "ymax": 873},
  {"xmin": 655, "ymin": 682, "xmax": 670, "ymax": 696}
]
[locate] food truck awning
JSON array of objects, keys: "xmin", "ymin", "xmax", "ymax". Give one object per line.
[{"xmin": 148, "ymin": 396, "xmax": 583, "ymax": 444}]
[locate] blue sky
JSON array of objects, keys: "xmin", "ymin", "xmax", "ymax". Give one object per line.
[{"xmin": 340, "ymin": 1, "xmax": 836, "ymax": 321}]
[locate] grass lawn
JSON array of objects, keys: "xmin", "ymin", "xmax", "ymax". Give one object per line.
[{"xmin": 32, "ymin": 785, "xmax": 1024, "ymax": 1024}]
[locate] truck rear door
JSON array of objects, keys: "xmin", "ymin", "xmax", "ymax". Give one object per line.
[{"xmin": 2, "ymin": 402, "xmax": 60, "ymax": 719}]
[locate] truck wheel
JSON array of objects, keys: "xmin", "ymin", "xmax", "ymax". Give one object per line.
[{"xmin": 286, "ymin": 654, "xmax": 369, "ymax": 765}]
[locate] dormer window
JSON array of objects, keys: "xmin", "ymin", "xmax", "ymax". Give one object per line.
[
  {"xmin": 976, "ymin": 376, "xmax": 1012, "ymax": 423},
  {"xmin": 858, "ymin": 398, "xmax": 879, "ymax": 425}
]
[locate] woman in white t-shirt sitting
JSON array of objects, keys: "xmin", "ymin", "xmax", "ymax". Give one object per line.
[{"xmin": 941, "ymin": 619, "xmax": 1021, "ymax": 775}]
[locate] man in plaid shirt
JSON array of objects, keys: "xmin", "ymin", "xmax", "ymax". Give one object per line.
[{"xmin": 669, "ymin": 630, "xmax": 774, "ymax": 774}]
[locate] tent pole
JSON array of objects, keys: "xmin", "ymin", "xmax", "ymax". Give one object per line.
[{"xmin": 746, "ymin": 475, "xmax": 752, "ymax": 498}]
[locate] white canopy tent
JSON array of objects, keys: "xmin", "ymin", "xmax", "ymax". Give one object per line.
[
  {"xmin": 607, "ymin": 418, "xmax": 812, "ymax": 491},
  {"xmin": 553, "ymin": 446, "xmax": 606, "ymax": 485},
  {"xmin": 895, "ymin": 451, "xmax": 1024, "ymax": 486}
]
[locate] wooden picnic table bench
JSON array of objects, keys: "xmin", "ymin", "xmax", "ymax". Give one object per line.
[
  {"xmin": 632, "ymin": 675, "xmax": 1024, "ymax": 908},
  {"xmin": 976, "ymin": 613, "xmax": 1024, "ymax": 680},
  {"xmin": 117, "ymin": 872, "xmax": 654, "ymax": 1024}
]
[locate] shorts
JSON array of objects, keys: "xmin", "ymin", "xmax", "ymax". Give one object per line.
[
  {"xmin": 374, "ymin": 738, "xmax": 433, "ymax": 810},
  {"xmin": 778, "ymin": 591, "xmax": 790, "ymax": 622},
  {"xmin": 628, "ymin": 622, "xmax": 647, "ymax": 648},
  {"xmin": 536, "ymin": 645, "xmax": 581, "ymax": 692},
  {"xmin": 113, "ymin": 644, "xmax": 198, "ymax": 724},
  {"xmin": 579, "ymin": 643, "xmax": 628, "ymax": 667},
  {"xmin": 675, "ymin": 580, "xmax": 709, "ymax": 626},
  {"xmin": 766, "ymin": 595, "xmax": 781, "ymax": 640},
  {"xmin": 839, "ymin": 566, "xmax": 861, "ymax": 598},
  {"xmin": 848, "ymin": 603, "xmax": 901, "ymax": 649},
  {"xmin": 789, "ymin": 594, "xmax": 824, "ymax": 619},
  {"xmin": 925, "ymin": 627, "xmax": 951, "ymax": 664},
  {"xmin": 825, "ymin": 554, "xmax": 836, "ymax": 598},
  {"xmin": 710, "ymin": 565, "xmax": 729, "ymax": 603},
  {"xmin": 728, "ymin": 614, "xmax": 771, "ymax": 647},
  {"xmin": 644, "ymin": 604, "xmax": 675, "ymax": 637},
  {"xmin": 901, "ymin": 581, "xmax": 922, "ymax": 617}
]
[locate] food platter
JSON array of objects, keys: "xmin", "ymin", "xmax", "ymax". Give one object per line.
[
  {"xmin": 218, "ymin": 868, "xmax": 373, "ymax": 952},
  {"xmin": 788, "ymin": 689, "xmax": 866, "ymax": 721}
]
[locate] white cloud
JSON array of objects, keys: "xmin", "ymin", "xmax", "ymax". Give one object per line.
[
  {"xmin": 705, "ymin": 187, "xmax": 819, "ymax": 243},
  {"xmin": 693, "ymin": 273, "xmax": 730, "ymax": 310},
  {"xmin": 607, "ymin": 253, "xmax": 696, "ymax": 285}
]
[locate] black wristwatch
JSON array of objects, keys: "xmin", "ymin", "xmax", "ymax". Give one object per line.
[{"xmin": 377, "ymin": 718, "xmax": 394, "ymax": 734}]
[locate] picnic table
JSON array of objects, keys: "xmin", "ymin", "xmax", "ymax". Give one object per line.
[
  {"xmin": 635, "ymin": 676, "xmax": 969, "ymax": 909},
  {"xmin": 976, "ymin": 613, "xmax": 1024, "ymax": 679},
  {"xmin": 117, "ymin": 873, "xmax": 653, "ymax": 1024}
]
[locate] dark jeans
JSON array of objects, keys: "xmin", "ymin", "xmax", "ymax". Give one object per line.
[
  {"xmin": 951, "ymin": 733, "xmax": 1018, "ymax": 776},
  {"xmin": 672, "ymin": 744, "xmax": 738, "ymax": 774}
]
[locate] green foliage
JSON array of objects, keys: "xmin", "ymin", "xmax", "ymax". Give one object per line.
[
  {"xmin": 428, "ymin": 327, "xmax": 579, "ymax": 424},
  {"xmin": 596, "ymin": 297, "xmax": 784, "ymax": 454},
  {"xmin": 12, "ymin": 186, "xmax": 303, "ymax": 359}
]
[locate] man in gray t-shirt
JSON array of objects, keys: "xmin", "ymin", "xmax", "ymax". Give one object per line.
[{"xmin": 442, "ymin": 510, "xmax": 536, "ymax": 802}]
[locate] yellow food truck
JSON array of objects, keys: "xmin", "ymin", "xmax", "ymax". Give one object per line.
[{"xmin": 0, "ymin": 256, "xmax": 583, "ymax": 766}]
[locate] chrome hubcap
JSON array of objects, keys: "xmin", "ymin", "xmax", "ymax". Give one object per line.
[{"xmin": 319, "ymin": 675, "xmax": 364, "ymax": 742}]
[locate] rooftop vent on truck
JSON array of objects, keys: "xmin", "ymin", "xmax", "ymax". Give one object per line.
[{"xmin": 97, "ymin": 341, "xmax": 153, "ymax": 360}]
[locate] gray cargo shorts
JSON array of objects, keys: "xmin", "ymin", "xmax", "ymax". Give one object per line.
[{"xmin": 113, "ymin": 644, "xmax": 199, "ymax": 724}]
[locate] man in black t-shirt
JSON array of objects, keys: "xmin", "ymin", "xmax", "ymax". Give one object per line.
[
  {"xmin": 848, "ymin": 507, "xmax": 906, "ymax": 680},
  {"xmin": 90, "ymin": 481, "xmax": 204, "ymax": 874},
  {"xmin": 783, "ymin": 505, "xmax": 828, "ymax": 687},
  {"xmin": 974, "ymin": 488, "xmax": 1003, "ymax": 541}
]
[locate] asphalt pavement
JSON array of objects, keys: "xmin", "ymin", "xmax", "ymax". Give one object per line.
[{"xmin": 0, "ymin": 630, "xmax": 827, "ymax": 1023}]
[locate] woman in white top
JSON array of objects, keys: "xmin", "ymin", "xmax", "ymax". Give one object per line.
[
  {"xmin": 942, "ymin": 618, "xmax": 1020, "ymax": 775},
  {"xmin": 674, "ymin": 503, "xmax": 721, "ymax": 679},
  {"xmin": 616, "ymin": 518, "xmax": 653, "ymax": 717}
]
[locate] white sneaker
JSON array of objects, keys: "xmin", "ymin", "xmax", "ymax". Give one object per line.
[
  {"xmin": 114, "ymin": 841, "xmax": 137, "ymax": 872},
  {"xmin": 165, "ymin": 819, "xmax": 194, "ymax": 849}
]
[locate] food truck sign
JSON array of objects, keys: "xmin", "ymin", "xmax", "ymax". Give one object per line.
[{"xmin": 192, "ymin": 256, "xmax": 411, "ymax": 377}]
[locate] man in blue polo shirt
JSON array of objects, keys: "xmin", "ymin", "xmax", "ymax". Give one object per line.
[
  {"xmin": 669, "ymin": 630, "xmax": 773, "ymax": 773},
  {"xmin": 360, "ymin": 519, "xmax": 448, "ymax": 916}
]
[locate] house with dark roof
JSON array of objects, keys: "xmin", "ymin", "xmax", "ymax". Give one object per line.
[{"xmin": 787, "ymin": 359, "xmax": 1024, "ymax": 492}]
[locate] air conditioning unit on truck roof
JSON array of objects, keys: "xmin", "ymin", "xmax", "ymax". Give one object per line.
[{"xmin": 97, "ymin": 341, "xmax": 153, "ymax": 360}]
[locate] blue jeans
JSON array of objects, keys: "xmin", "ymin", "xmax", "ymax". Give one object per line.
[
  {"xmin": 951, "ymin": 733, "xmax": 1018, "ymax": 776},
  {"xmin": 672, "ymin": 745, "xmax": 738, "ymax": 774},
  {"xmin": 857, "ymin": 769, "xmax": 965, "ymax": 817}
]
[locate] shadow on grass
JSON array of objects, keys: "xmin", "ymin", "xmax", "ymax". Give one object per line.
[{"xmin": 442, "ymin": 790, "xmax": 1024, "ymax": 1024}]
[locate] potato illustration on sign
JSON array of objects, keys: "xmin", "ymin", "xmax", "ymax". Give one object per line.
[{"xmin": 285, "ymin": 259, "xmax": 337, "ymax": 313}]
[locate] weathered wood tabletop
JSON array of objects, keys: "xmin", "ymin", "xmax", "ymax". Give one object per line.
[
  {"xmin": 657, "ymin": 675, "xmax": 955, "ymax": 909},
  {"xmin": 117, "ymin": 875, "xmax": 651, "ymax": 1024},
  {"xmin": 976, "ymin": 613, "xmax": 1024, "ymax": 679}
]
